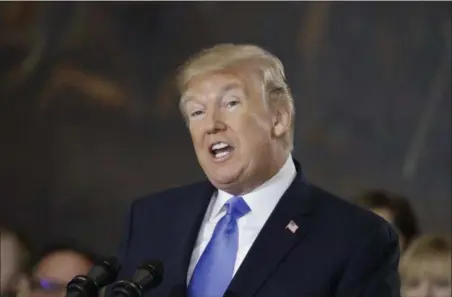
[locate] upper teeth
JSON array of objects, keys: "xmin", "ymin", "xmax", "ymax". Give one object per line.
[{"xmin": 212, "ymin": 142, "xmax": 228, "ymax": 150}]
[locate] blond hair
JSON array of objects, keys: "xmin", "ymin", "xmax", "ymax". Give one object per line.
[
  {"xmin": 400, "ymin": 234, "xmax": 451, "ymax": 286},
  {"xmin": 176, "ymin": 43, "xmax": 295, "ymax": 151}
]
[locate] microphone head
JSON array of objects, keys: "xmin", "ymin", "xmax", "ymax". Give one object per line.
[
  {"xmin": 133, "ymin": 260, "xmax": 164, "ymax": 290},
  {"xmin": 66, "ymin": 256, "xmax": 120, "ymax": 297},
  {"xmin": 88, "ymin": 256, "xmax": 120, "ymax": 287}
]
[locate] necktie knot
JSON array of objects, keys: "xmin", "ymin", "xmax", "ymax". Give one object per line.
[{"xmin": 225, "ymin": 196, "xmax": 250, "ymax": 219}]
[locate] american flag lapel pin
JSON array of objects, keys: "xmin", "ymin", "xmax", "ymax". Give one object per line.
[{"xmin": 286, "ymin": 220, "xmax": 299, "ymax": 234}]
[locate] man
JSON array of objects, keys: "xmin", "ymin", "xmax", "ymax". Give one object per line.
[
  {"xmin": 355, "ymin": 189, "xmax": 420, "ymax": 251},
  {"xmin": 115, "ymin": 44, "xmax": 401, "ymax": 297},
  {"xmin": 24, "ymin": 245, "xmax": 94, "ymax": 297}
]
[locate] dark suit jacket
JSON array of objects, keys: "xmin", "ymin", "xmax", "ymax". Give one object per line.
[{"xmin": 114, "ymin": 161, "xmax": 401, "ymax": 297}]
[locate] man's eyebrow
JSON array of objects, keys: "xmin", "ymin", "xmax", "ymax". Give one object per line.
[{"xmin": 180, "ymin": 95, "xmax": 194, "ymax": 106}]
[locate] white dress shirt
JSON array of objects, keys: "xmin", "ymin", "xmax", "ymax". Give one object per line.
[{"xmin": 186, "ymin": 155, "xmax": 297, "ymax": 284}]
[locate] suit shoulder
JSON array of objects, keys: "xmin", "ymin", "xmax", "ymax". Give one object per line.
[
  {"xmin": 310, "ymin": 184, "xmax": 391, "ymax": 236},
  {"xmin": 132, "ymin": 181, "xmax": 208, "ymax": 209}
]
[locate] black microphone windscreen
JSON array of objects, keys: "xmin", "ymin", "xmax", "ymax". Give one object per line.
[
  {"xmin": 88, "ymin": 257, "xmax": 120, "ymax": 285},
  {"xmin": 133, "ymin": 261, "xmax": 164, "ymax": 289}
]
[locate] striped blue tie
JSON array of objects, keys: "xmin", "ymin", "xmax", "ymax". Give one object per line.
[{"xmin": 188, "ymin": 196, "xmax": 250, "ymax": 297}]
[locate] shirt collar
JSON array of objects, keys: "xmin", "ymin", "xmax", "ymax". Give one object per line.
[{"xmin": 209, "ymin": 154, "xmax": 297, "ymax": 221}]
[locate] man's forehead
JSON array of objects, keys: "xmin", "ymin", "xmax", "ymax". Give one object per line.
[
  {"xmin": 181, "ymin": 69, "xmax": 260, "ymax": 100},
  {"xmin": 182, "ymin": 79, "xmax": 244, "ymax": 102}
]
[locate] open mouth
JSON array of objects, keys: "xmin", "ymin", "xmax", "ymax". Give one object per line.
[{"xmin": 210, "ymin": 142, "xmax": 234, "ymax": 160}]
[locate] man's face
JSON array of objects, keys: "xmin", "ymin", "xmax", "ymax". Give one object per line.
[
  {"xmin": 181, "ymin": 69, "xmax": 289, "ymax": 195},
  {"xmin": 29, "ymin": 251, "xmax": 92, "ymax": 297}
]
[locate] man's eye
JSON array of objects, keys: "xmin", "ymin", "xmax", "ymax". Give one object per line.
[
  {"xmin": 226, "ymin": 101, "xmax": 240, "ymax": 108},
  {"xmin": 190, "ymin": 110, "xmax": 204, "ymax": 117}
]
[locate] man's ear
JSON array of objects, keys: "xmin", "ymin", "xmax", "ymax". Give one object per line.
[{"xmin": 272, "ymin": 105, "xmax": 291, "ymax": 138}]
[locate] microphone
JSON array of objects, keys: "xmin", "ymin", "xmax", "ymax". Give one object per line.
[
  {"xmin": 111, "ymin": 260, "xmax": 164, "ymax": 297},
  {"xmin": 66, "ymin": 256, "xmax": 120, "ymax": 297}
]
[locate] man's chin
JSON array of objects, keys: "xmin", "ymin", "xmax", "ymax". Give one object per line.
[
  {"xmin": 207, "ymin": 170, "xmax": 244, "ymax": 193},
  {"xmin": 210, "ymin": 174, "xmax": 239, "ymax": 186}
]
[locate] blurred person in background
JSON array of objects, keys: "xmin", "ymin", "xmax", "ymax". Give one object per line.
[
  {"xmin": 399, "ymin": 234, "xmax": 451, "ymax": 297},
  {"xmin": 20, "ymin": 245, "xmax": 94, "ymax": 297},
  {"xmin": 0, "ymin": 228, "xmax": 30, "ymax": 297},
  {"xmin": 355, "ymin": 189, "xmax": 420, "ymax": 251}
]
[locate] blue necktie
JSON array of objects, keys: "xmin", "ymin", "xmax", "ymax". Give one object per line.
[{"xmin": 188, "ymin": 196, "xmax": 251, "ymax": 297}]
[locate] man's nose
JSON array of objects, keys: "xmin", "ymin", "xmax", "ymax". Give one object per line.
[
  {"xmin": 204, "ymin": 110, "xmax": 226, "ymax": 134},
  {"xmin": 421, "ymin": 282, "xmax": 434, "ymax": 297}
]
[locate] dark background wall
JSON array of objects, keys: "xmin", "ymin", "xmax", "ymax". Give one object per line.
[{"xmin": 0, "ymin": 2, "xmax": 450, "ymax": 255}]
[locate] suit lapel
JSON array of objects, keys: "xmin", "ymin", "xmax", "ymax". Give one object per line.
[
  {"xmin": 164, "ymin": 182, "xmax": 215, "ymax": 297},
  {"xmin": 226, "ymin": 167, "xmax": 315, "ymax": 297}
]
